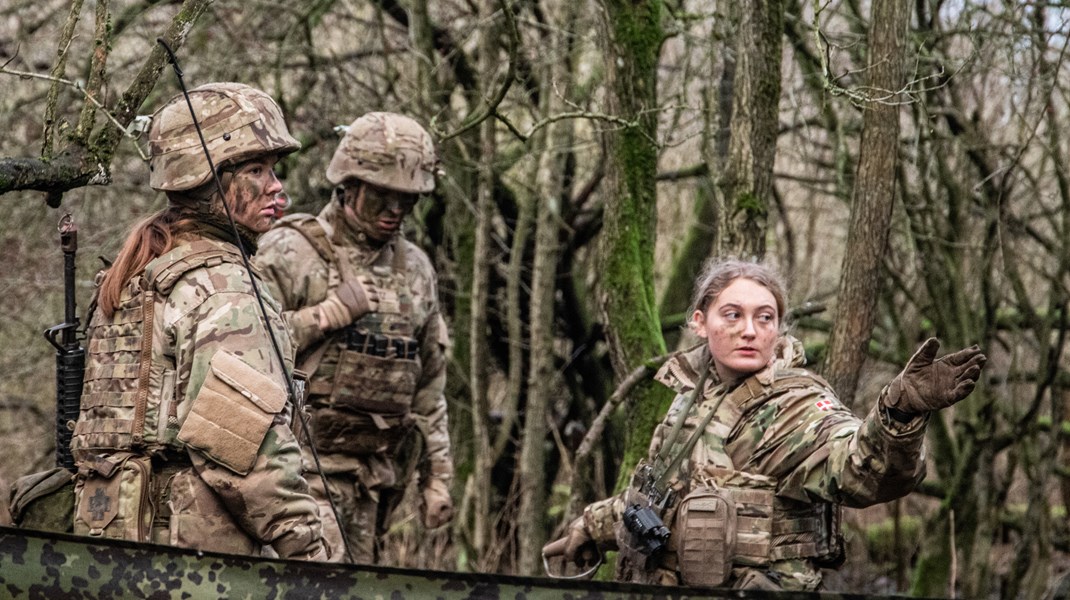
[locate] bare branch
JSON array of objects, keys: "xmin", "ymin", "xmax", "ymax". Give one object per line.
[
  {"xmin": 43, "ymin": 0, "xmax": 85, "ymax": 159},
  {"xmin": 438, "ymin": 0, "xmax": 518, "ymax": 143}
]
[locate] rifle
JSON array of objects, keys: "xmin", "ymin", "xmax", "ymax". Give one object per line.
[{"xmin": 43, "ymin": 214, "xmax": 85, "ymax": 472}]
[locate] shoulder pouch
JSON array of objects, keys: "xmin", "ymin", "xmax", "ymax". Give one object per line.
[{"xmin": 177, "ymin": 350, "xmax": 287, "ymax": 475}]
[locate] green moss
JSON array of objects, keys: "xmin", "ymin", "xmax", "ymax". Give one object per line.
[
  {"xmin": 863, "ymin": 515, "xmax": 923, "ymax": 563},
  {"xmin": 734, "ymin": 191, "xmax": 767, "ymax": 218}
]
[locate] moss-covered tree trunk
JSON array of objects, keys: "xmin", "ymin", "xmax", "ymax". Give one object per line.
[
  {"xmin": 822, "ymin": 0, "xmax": 909, "ymax": 406},
  {"xmin": 596, "ymin": 0, "xmax": 672, "ymax": 485},
  {"xmin": 716, "ymin": 0, "xmax": 784, "ymax": 260}
]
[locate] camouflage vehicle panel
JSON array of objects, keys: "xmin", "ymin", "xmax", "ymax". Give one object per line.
[{"xmin": 0, "ymin": 526, "xmax": 925, "ymax": 599}]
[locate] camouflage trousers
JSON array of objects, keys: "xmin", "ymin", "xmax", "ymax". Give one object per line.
[{"xmin": 308, "ymin": 471, "xmax": 405, "ymax": 564}]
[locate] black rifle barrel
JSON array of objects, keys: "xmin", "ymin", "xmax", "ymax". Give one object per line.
[{"xmin": 45, "ymin": 214, "xmax": 85, "ymax": 471}]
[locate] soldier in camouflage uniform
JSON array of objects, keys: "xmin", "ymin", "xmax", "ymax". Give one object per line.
[
  {"xmin": 69, "ymin": 83, "xmax": 328, "ymax": 561},
  {"xmin": 255, "ymin": 112, "xmax": 453, "ymax": 563},
  {"xmin": 546, "ymin": 258, "xmax": 986, "ymax": 591}
]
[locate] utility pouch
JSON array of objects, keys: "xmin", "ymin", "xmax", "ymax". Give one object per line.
[
  {"xmin": 309, "ymin": 406, "xmax": 414, "ymax": 456},
  {"xmin": 812, "ymin": 503, "xmax": 846, "ymax": 568},
  {"xmin": 696, "ymin": 467, "xmax": 775, "ymax": 568},
  {"xmin": 10, "ymin": 467, "xmax": 75, "ymax": 532},
  {"xmin": 74, "ymin": 453, "xmax": 153, "ymax": 541},
  {"xmin": 675, "ymin": 485, "xmax": 736, "ymax": 587},
  {"xmin": 177, "ymin": 350, "xmax": 286, "ymax": 475},
  {"xmin": 330, "ymin": 348, "xmax": 418, "ymax": 414}
]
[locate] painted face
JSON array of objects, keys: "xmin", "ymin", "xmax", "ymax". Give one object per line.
[
  {"xmin": 224, "ymin": 155, "xmax": 284, "ymax": 234},
  {"xmin": 692, "ymin": 277, "xmax": 780, "ymax": 383},
  {"xmin": 343, "ymin": 183, "xmax": 419, "ymax": 242}
]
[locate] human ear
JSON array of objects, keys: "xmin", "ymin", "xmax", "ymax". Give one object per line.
[{"xmin": 691, "ymin": 309, "xmax": 708, "ymax": 337}]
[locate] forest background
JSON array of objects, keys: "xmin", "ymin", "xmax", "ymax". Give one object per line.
[{"xmin": 1, "ymin": 0, "xmax": 1068, "ymax": 598}]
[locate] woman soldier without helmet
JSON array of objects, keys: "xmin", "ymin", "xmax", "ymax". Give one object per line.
[
  {"xmin": 69, "ymin": 83, "xmax": 329, "ymax": 561},
  {"xmin": 545, "ymin": 257, "xmax": 985, "ymax": 591}
]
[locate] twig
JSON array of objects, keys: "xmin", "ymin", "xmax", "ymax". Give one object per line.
[
  {"xmin": 950, "ymin": 508, "xmax": 958, "ymax": 598},
  {"xmin": 573, "ymin": 353, "xmax": 671, "ymax": 463},
  {"xmin": 2, "ymin": 66, "xmax": 149, "ymax": 160},
  {"xmin": 438, "ymin": 0, "xmax": 518, "ymax": 143}
]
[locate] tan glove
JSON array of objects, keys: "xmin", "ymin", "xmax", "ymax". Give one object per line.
[
  {"xmin": 884, "ymin": 338, "xmax": 986, "ymax": 416},
  {"xmin": 542, "ymin": 517, "xmax": 599, "ymax": 569},
  {"xmin": 421, "ymin": 478, "xmax": 453, "ymax": 529},
  {"xmin": 317, "ymin": 276, "xmax": 379, "ymax": 331},
  {"xmin": 308, "ymin": 543, "xmax": 330, "ymax": 563}
]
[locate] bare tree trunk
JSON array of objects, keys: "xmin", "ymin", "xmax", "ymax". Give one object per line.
[
  {"xmin": 822, "ymin": 0, "xmax": 910, "ymax": 407},
  {"xmin": 516, "ymin": 0, "xmax": 577, "ymax": 575},
  {"xmin": 1060, "ymin": 388, "xmax": 1070, "ymax": 534},
  {"xmin": 466, "ymin": 0, "xmax": 498, "ymax": 564},
  {"xmin": 517, "ymin": 122, "xmax": 568, "ymax": 575},
  {"xmin": 596, "ymin": 0, "xmax": 672, "ymax": 485}
]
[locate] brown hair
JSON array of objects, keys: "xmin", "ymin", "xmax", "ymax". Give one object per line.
[
  {"xmin": 96, "ymin": 202, "xmax": 201, "ymax": 317},
  {"xmin": 688, "ymin": 258, "xmax": 788, "ymax": 328}
]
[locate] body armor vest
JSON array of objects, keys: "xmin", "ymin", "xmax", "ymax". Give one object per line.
[
  {"xmin": 71, "ymin": 241, "xmax": 245, "ymax": 462},
  {"xmin": 275, "ymin": 215, "xmax": 421, "ymax": 455},
  {"xmin": 618, "ymin": 367, "xmax": 845, "ymax": 586}
]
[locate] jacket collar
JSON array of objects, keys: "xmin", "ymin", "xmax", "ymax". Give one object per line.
[{"xmin": 654, "ymin": 334, "xmax": 807, "ymax": 394}]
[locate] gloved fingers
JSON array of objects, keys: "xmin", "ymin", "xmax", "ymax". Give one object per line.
[
  {"xmin": 542, "ymin": 536, "xmax": 568, "ymax": 558},
  {"xmin": 357, "ymin": 276, "xmax": 380, "ymax": 305},
  {"xmin": 938, "ymin": 345, "xmax": 985, "ymax": 368},
  {"xmin": 906, "ymin": 337, "xmax": 941, "ymax": 369},
  {"xmin": 562, "ymin": 519, "xmax": 595, "ymax": 566},
  {"xmin": 423, "ymin": 505, "xmax": 451, "ymax": 529},
  {"xmin": 429, "ymin": 500, "xmax": 453, "ymax": 529},
  {"xmin": 421, "ymin": 481, "xmax": 453, "ymax": 529},
  {"xmin": 574, "ymin": 541, "xmax": 599, "ymax": 569},
  {"xmin": 950, "ymin": 378, "xmax": 978, "ymax": 402},
  {"xmin": 317, "ymin": 295, "xmax": 352, "ymax": 331},
  {"xmin": 958, "ymin": 361, "xmax": 984, "ymax": 382}
]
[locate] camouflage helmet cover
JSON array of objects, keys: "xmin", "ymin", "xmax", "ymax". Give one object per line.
[
  {"xmin": 326, "ymin": 112, "xmax": 437, "ymax": 193},
  {"xmin": 148, "ymin": 82, "xmax": 300, "ymax": 192}
]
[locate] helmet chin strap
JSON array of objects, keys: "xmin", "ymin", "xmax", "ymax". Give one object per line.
[{"xmin": 157, "ymin": 38, "xmax": 354, "ymax": 563}]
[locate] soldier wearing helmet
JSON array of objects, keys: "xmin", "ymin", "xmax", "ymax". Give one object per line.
[
  {"xmin": 256, "ymin": 112, "xmax": 454, "ymax": 563},
  {"xmin": 69, "ymin": 83, "xmax": 329, "ymax": 561}
]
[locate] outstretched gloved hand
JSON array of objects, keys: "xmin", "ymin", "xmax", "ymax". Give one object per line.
[
  {"xmin": 421, "ymin": 478, "xmax": 454, "ymax": 530},
  {"xmin": 884, "ymin": 337, "xmax": 987, "ymax": 415},
  {"xmin": 317, "ymin": 276, "xmax": 379, "ymax": 331},
  {"xmin": 542, "ymin": 517, "xmax": 599, "ymax": 569}
]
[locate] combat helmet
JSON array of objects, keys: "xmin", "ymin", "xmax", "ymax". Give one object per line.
[
  {"xmin": 326, "ymin": 112, "xmax": 437, "ymax": 194},
  {"xmin": 148, "ymin": 82, "xmax": 300, "ymax": 192}
]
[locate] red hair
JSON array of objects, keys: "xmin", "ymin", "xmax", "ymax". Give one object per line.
[{"xmin": 96, "ymin": 205, "xmax": 200, "ymax": 317}]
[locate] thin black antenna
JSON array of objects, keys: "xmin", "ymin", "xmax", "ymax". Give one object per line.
[{"xmin": 157, "ymin": 38, "xmax": 353, "ymax": 563}]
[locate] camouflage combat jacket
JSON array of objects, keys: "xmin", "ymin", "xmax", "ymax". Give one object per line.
[
  {"xmin": 583, "ymin": 336, "xmax": 928, "ymax": 590},
  {"xmin": 256, "ymin": 200, "xmax": 453, "ymax": 491},
  {"xmin": 71, "ymin": 231, "xmax": 325, "ymax": 560}
]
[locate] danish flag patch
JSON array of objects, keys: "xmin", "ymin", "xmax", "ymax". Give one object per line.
[{"xmin": 815, "ymin": 399, "xmax": 835, "ymax": 411}]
